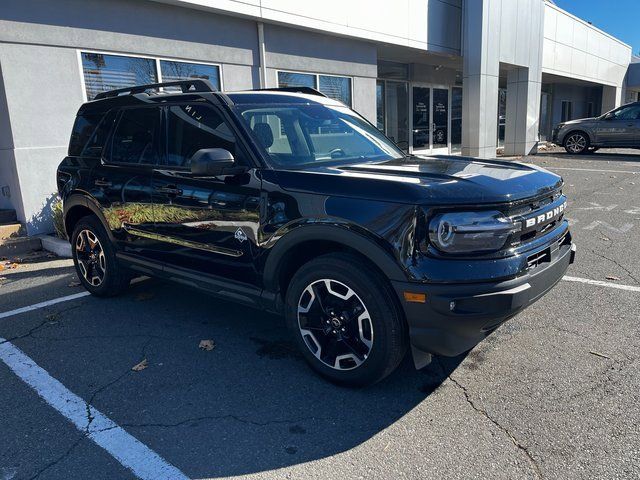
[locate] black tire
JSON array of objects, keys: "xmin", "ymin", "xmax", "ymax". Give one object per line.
[
  {"xmin": 285, "ymin": 252, "xmax": 407, "ymax": 387},
  {"xmin": 564, "ymin": 132, "xmax": 590, "ymax": 154},
  {"xmin": 71, "ymin": 215, "xmax": 131, "ymax": 297}
]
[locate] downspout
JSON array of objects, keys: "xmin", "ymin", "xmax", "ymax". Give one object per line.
[{"xmin": 257, "ymin": 22, "xmax": 267, "ymax": 88}]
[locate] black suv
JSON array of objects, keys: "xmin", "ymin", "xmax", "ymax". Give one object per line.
[{"xmin": 58, "ymin": 80, "xmax": 575, "ymax": 386}]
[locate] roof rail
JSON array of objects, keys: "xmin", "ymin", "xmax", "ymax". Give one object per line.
[
  {"xmin": 252, "ymin": 87, "xmax": 328, "ymax": 98},
  {"xmin": 94, "ymin": 79, "xmax": 216, "ymax": 100}
]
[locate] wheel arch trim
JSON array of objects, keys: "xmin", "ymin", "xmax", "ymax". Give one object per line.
[
  {"xmin": 262, "ymin": 223, "xmax": 408, "ymax": 293},
  {"xmin": 63, "ymin": 193, "xmax": 116, "ymax": 243}
]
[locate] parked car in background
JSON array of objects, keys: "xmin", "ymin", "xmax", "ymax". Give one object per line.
[
  {"xmin": 552, "ymin": 102, "xmax": 640, "ymax": 154},
  {"xmin": 58, "ymin": 80, "xmax": 575, "ymax": 387}
]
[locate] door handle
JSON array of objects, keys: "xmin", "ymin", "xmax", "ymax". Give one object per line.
[
  {"xmin": 94, "ymin": 179, "xmax": 112, "ymax": 187},
  {"xmin": 155, "ymin": 185, "xmax": 183, "ymax": 196}
]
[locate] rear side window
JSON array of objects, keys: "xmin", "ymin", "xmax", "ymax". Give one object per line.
[
  {"xmin": 68, "ymin": 112, "xmax": 118, "ymax": 158},
  {"xmin": 166, "ymin": 105, "xmax": 242, "ymax": 168},
  {"xmin": 110, "ymin": 108, "xmax": 161, "ymax": 165},
  {"xmin": 68, "ymin": 114, "xmax": 102, "ymax": 156}
]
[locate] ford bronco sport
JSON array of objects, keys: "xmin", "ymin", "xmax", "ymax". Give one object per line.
[{"xmin": 58, "ymin": 80, "xmax": 575, "ymax": 387}]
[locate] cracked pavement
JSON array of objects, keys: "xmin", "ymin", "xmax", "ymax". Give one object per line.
[{"xmin": 1, "ymin": 152, "xmax": 639, "ymax": 479}]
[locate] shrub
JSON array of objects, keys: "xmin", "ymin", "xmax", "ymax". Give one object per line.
[{"xmin": 52, "ymin": 198, "xmax": 67, "ymax": 240}]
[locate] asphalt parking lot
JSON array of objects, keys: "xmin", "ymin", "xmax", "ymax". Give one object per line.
[{"xmin": 1, "ymin": 151, "xmax": 639, "ymax": 480}]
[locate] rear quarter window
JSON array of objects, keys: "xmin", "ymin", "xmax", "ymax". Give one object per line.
[{"xmin": 68, "ymin": 111, "xmax": 117, "ymax": 158}]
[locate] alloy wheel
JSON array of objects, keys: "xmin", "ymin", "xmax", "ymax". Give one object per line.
[
  {"xmin": 565, "ymin": 134, "xmax": 587, "ymax": 153},
  {"xmin": 297, "ymin": 279, "xmax": 374, "ymax": 371},
  {"xmin": 75, "ymin": 229, "xmax": 106, "ymax": 287}
]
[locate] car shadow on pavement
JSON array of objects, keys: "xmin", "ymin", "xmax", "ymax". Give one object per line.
[{"xmin": 4, "ymin": 272, "xmax": 469, "ymax": 479}]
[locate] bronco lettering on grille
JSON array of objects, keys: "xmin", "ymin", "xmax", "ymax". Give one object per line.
[{"xmin": 524, "ymin": 202, "xmax": 566, "ymax": 229}]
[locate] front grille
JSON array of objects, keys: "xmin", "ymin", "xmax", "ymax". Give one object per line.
[{"xmin": 507, "ymin": 192, "xmax": 566, "ymax": 248}]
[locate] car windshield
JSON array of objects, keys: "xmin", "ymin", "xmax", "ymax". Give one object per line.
[{"xmin": 233, "ymin": 102, "xmax": 405, "ymax": 168}]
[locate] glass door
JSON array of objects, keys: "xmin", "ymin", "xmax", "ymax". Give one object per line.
[
  {"xmin": 411, "ymin": 86, "xmax": 451, "ymax": 155},
  {"xmin": 412, "ymin": 86, "xmax": 431, "ymax": 154},
  {"xmin": 432, "ymin": 88, "xmax": 449, "ymax": 155}
]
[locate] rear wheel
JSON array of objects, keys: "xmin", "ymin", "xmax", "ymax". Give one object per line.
[
  {"xmin": 71, "ymin": 216, "xmax": 130, "ymax": 297},
  {"xmin": 564, "ymin": 132, "xmax": 590, "ymax": 154},
  {"xmin": 285, "ymin": 253, "xmax": 407, "ymax": 387}
]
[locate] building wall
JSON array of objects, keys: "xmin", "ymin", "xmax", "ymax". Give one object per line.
[
  {"xmin": 462, "ymin": 0, "xmax": 545, "ymax": 157},
  {"xmin": 542, "ymin": 2, "xmax": 631, "ymax": 88},
  {"xmin": 262, "ymin": 24, "xmax": 378, "ymax": 122},
  {"xmin": 0, "ymin": 0, "xmax": 377, "ymax": 234},
  {"xmin": 549, "ymin": 83, "xmax": 602, "ymax": 125},
  {"xmin": 153, "ymin": 0, "xmax": 463, "ymax": 55}
]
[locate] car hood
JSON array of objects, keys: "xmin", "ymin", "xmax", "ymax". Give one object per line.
[
  {"xmin": 271, "ymin": 156, "xmax": 563, "ymax": 206},
  {"xmin": 561, "ymin": 117, "xmax": 598, "ymax": 125}
]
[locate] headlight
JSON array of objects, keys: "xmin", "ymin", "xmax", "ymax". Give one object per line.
[{"xmin": 428, "ymin": 211, "xmax": 519, "ymax": 254}]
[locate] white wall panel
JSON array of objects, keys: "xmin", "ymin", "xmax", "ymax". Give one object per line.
[
  {"xmin": 153, "ymin": 0, "xmax": 462, "ymax": 54},
  {"xmin": 542, "ymin": 2, "xmax": 631, "ymax": 87}
]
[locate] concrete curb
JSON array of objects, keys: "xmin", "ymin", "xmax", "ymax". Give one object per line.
[
  {"xmin": 39, "ymin": 235, "xmax": 72, "ymax": 258},
  {"xmin": 0, "ymin": 237, "xmax": 42, "ymax": 258}
]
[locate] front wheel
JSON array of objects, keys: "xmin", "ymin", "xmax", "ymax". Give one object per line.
[
  {"xmin": 564, "ymin": 132, "xmax": 590, "ymax": 154},
  {"xmin": 285, "ymin": 253, "xmax": 407, "ymax": 387},
  {"xmin": 71, "ymin": 216, "xmax": 131, "ymax": 297}
]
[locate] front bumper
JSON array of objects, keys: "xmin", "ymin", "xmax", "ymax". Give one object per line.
[{"xmin": 393, "ymin": 241, "xmax": 575, "ymax": 358}]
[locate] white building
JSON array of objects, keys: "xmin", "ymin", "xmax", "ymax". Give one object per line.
[{"xmin": 0, "ymin": 0, "xmax": 636, "ymax": 234}]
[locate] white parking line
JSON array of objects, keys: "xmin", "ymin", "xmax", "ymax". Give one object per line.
[
  {"xmin": 563, "ymin": 276, "xmax": 640, "ymax": 293},
  {"xmin": 0, "ymin": 277, "xmax": 148, "ymax": 321},
  {"xmin": 0, "ymin": 339, "xmax": 189, "ymax": 480},
  {"xmin": 547, "ymin": 167, "xmax": 640, "ymax": 175},
  {"xmin": 0, "ymin": 292, "xmax": 91, "ymax": 320}
]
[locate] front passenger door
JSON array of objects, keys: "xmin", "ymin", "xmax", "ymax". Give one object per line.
[
  {"xmin": 595, "ymin": 105, "xmax": 640, "ymax": 146},
  {"xmin": 151, "ymin": 103, "xmax": 262, "ymax": 285}
]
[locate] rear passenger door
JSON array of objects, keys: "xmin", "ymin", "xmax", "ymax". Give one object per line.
[
  {"xmin": 89, "ymin": 106, "xmax": 162, "ymax": 257},
  {"xmin": 150, "ymin": 103, "xmax": 261, "ymax": 285}
]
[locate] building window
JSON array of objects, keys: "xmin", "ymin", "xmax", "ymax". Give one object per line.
[
  {"xmin": 278, "ymin": 71, "xmax": 316, "ymax": 89},
  {"xmin": 277, "ymin": 71, "xmax": 352, "ymax": 106},
  {"xmin": 561, "ymin": 101, "xmax": 573, "ymax": 122},
  {"xmin": 587, "ymin": 102, "xmax": 594, "ymax": 118},
  {"xmin": 376, "ymin": 80, "xmax": 385, "ymax": 131},
  {"xmin": 81, "ymin": 52, "xmax": 158, "ymax": 100},
  {"xmin": 80, "ymin": 51, "xmax": 222, "ymax": 100},
  {"xmin": 377, "ymin": 61, "xmax": 409, "ymax": 81},
  {"xmin": 159, "ymin": 60, "xmax": 221, "ymax": 90}
]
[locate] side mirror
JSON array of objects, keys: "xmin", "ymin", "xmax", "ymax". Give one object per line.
[{"xmin": 190, "ymin": 148, "xmax": 243, "ymax": 176}]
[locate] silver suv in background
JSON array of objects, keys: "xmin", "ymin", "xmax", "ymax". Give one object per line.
[{"xmin": 552, "ymin": 102, "xmax": 640, "ymax": 154}]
